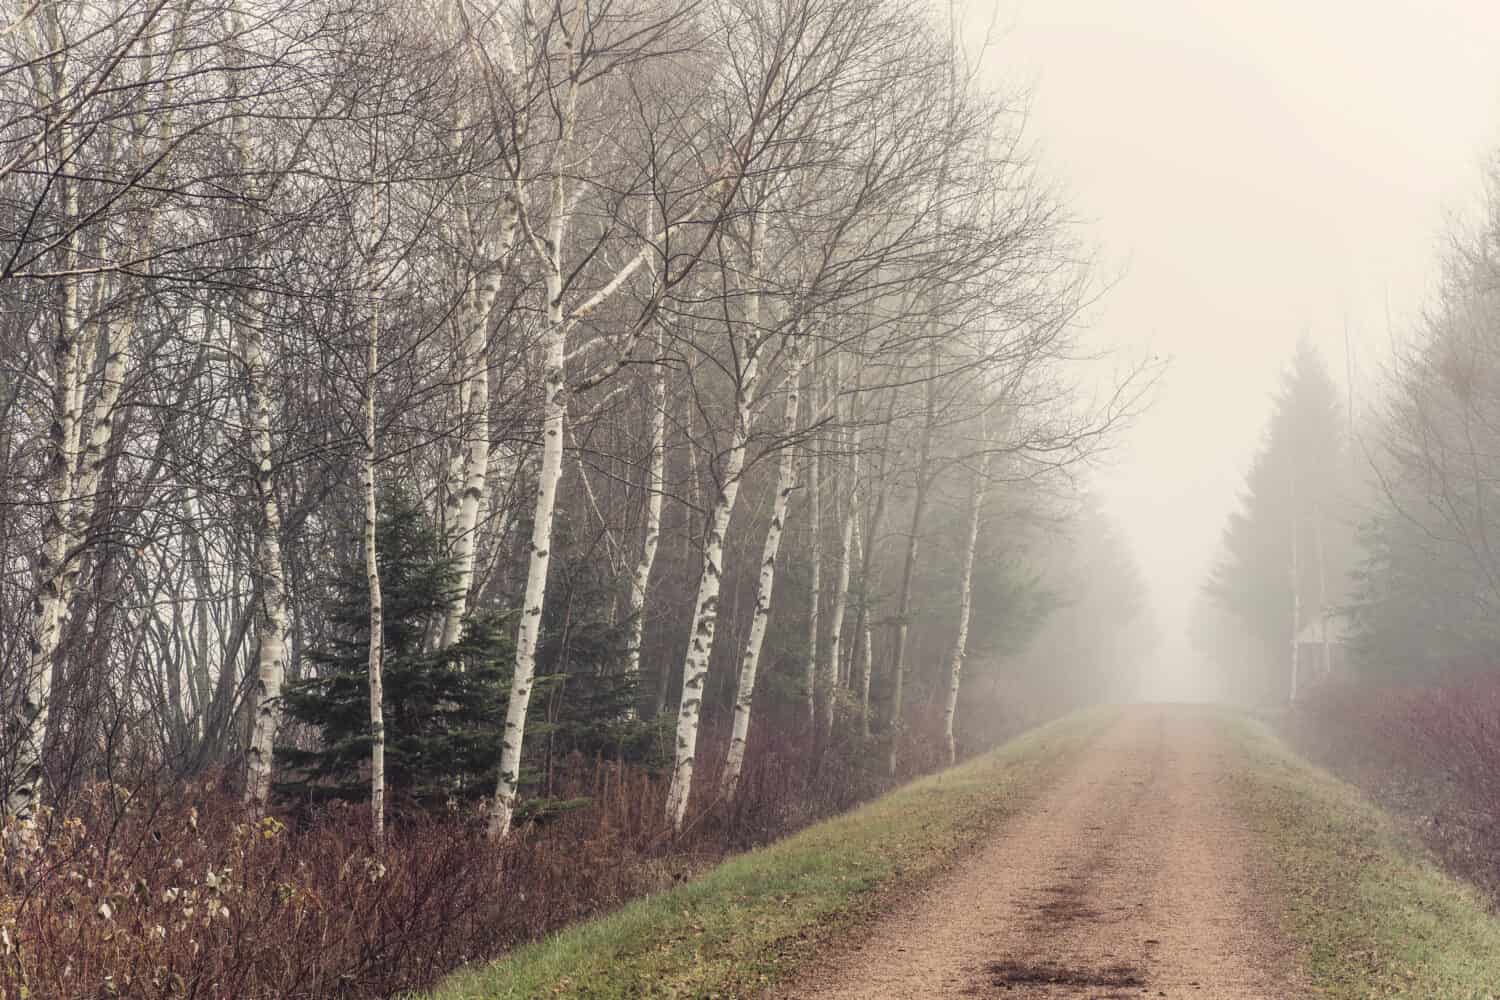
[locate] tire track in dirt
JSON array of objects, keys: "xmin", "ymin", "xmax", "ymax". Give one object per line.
[{"xmin": 774, "ymin": 706, "xmax": 1305, "ymax": 999}]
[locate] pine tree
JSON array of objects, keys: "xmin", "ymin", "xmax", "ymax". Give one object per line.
[
  {"xmin": 277, "ymin": 493, "xmax": 513, "ymax": 810},
  {"xmin": 1206, "ymin": 341, "xmax": 1353, "ymax": 702}
]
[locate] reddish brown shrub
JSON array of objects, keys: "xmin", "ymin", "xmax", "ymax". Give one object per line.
[
  {"xmin": 0, "ymin": 705, "xmax": 1031, "ymax": 999},
  {"xmin": 1289, "ymin": 676, "xmax": 1500, "ymax": 907}
]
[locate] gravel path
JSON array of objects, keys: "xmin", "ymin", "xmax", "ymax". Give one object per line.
[{"xmin": 775, "ymin": 706, "xmax": 1306, "ymax": 999}]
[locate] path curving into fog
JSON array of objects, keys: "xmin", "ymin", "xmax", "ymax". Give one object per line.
[{"xmin": 775, "ymin": 706, "xmax": 1306, "ymax": 999}]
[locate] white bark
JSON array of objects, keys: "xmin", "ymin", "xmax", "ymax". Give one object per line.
[
  {"xmin": 363, "ymin": 223, "xmax": 387, "ymax": 848},
  {"xmin": 854, "ymin": 513, "xmax": 874, "ymax": 729},
  {"xmin": 803, "ymin": 365, "xmax": 821, "ymax": 727},
  {"xmin": 10, "ymin": 186, "xmax": 80, "ymax": 824},
  {"xmin": 438, "ymin": 0, "xmax": 528, "ymax": 648},
  {"xmin": 624, "ymin": 334, "xmax": 667, "ymax": 685},
  {"xmin": 666, "ymin": 216, "xmax": 765, "ymax": 832},
  {"xmin": 231, "ymin": 0, "xmax": 290, "ymax": 810},
  {"xmin": 720, "ymin": 345, "xmax": 805, "ymax": 798},
  {"xmin": 827, "ymin": 415, "xmax": 859, "ymax": 700},
  {"xmin": 943, "ymin": 446, "xmax": 990, "ymax": 765},
  {"xmin": 487, "ymin": 303, "xmax": 565, "ymax": 840},
  {"xmin": 488, "ymin": 34, "xmax": 581, "ymax": 837},
  {"xmin": 488, "ymin": 19, "xmax": 729, "ymax": 831},
  {"xmin": 665, "ymin": 408, "xmax": 752, "ymax": 829},
  {"xmin": 438, "ymin": 258, "xmax": 503, "ymax": 650},
  {"xmin": 364, "ymin": 327, "xmax": 386, "ymax": 847},
  {"xmin": 241, "ymin": 282, "xmax": 291, "ymax": 814}
]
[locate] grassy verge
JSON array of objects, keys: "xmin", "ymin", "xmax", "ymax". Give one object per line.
[
  {"xmin": 424, "ymin": 708, "xmax": 1115, "ymax": 999},
  {"xmin": 1225, "ymin": 714, "xmax": 1500, "ymax": 999}
]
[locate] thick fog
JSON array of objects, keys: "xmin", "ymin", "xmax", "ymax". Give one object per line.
[{"xmin": 988, "ymin": 0, "xmax": 1500, "ymax": 700}]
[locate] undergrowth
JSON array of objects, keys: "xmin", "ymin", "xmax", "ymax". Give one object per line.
[
  {"xmin": 0, "ymin": 701, "xmax": 1029, "ymax": 999},
  {"xmin": 1286, "ymin": 677, "xmax": 1500, "ymax": 908}
]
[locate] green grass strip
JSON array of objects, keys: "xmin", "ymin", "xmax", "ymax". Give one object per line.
[
  {"xmin": 424, "ymin": 709, "xmax": 1115, "ymax": 1000},
  {"xmin": 1224, "ymin": 714, "xmax": 1500, "ymax": 1000}
]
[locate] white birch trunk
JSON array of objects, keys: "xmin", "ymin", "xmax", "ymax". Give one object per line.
[
  {"xmin": 485, "ymin": 22, "xmax": 585, "ymax": 835},
  {"xmin": 487, "ymin": 306, "xmax": 565, "ymax": 839},
  {"xmin": 665, "ymin": 216, "xmax": 764, "ymax": 831},
  {"xmin": 10, "ymin": 189, "xmax": 81, "ymax": 824},
  {"xmin": 438, "ymin": 264, "xmax": 500, "ymax": 650},
  {"xmin": 827, "ymin": 432, "xmax": 858, "ymax": 701},
  {"xmin": 440, "ymin": 322, "xmax": 474, "ymax": 538},
  {"xmin": 624, "ymin": 338, "xmax": 666, "ymax": 684},
  {"xmin": 216, "ymin": 0, "xmax": 291, "ymax": 815},
  {"xmin": 855, "ymin": 513, "xmax": 874, "ymax": 728},
  {"xmin": 364, "ymin": 328, "xmax": 386, "ymax": 847},
  {"xmin": 363, "ymin": 228, "xmax": 387, "ymax": 847},
  {"xmin": 241, "ymin": 286, "xmax": 291, "ymax": 813},
  {"xmin": 943, "ymin": 447, "xmax": 990, "ymax": 765},
  {"xmin": 665, "ymin": 411, "xmax": 752, "ymax": 829},
  {"xmin": 803, "ymin": 366, "xmax": 821, "ymax": 727},
  {"xmin": 720, "ymin": 347, "xmax": 805, "ymax": 798}
]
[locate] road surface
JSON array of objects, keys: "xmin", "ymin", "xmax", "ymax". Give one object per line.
[{"xmin": 776, "ymin": 706, "xmax": 1305, "ymax": 999}]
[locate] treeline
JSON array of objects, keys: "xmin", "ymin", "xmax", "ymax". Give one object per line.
[
  {"xmin": 0, "ymin": 0, "xmax": 1151, "ymax": 863},
  {"xmin": 1201, "ymin": 163, "xmax": 1500, "ymax": 697}
]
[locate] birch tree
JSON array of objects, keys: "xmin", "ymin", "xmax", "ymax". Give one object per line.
[
  {"xmin": 942, "ymin": 421, "xmax": 990, "ymax": 765},
  {"xmin": 484, "ymin": 0, "xmax": 731, "ymax": 838},
  {"xmin": 5, "ymin": 0, "xmax": 194, "ymax": 821},
  {"xmin": 720, "ymin": 332, "xmax": 805, "ymax": 798}
]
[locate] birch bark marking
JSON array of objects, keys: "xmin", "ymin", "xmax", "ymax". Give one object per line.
[
  {"xmin": 439, "ymin": 0, "xmax": 527, "ymax": 649},
  {"xmin": 487, "ymin": 15, "xmax": 583, "ymax": 838},
  {"xmin": 488, "ymin": 308, "xmax": 565, "ymax": 839},
  {"xmin": 624, "ymin": 327, "xmax": 667, "ymax": 685},
  {"xmin": 10, "ymin": 175, "xmax": 80, "ymax": 825},
  {"xmin": 364, "ymin": 313, "xmax": 386, "ymax": 847},
  {"xmin": 8, "ymin": 0, "xmax": 102, "ymax": 822},
  {"xmin": 943, "ymin": 442, "xmax": 989, "ymax": 765},
  {"xmin": 720, "ymin": 342, "xmax": 805, "ymax": 798},
  {"xmin": 826, "ymin": 382, "xmax": 859, "ymax": 703},
  {"xmin": 803, "ymin": 364, "xmax": 821, "ymax": 726},
  {"xmin": 852, "ymin": 511, "xmax": 875, "ymax": 726},
  {"xmin": 666, "ymin": 405, "xmax": 752, "ymax": 829},
  {"xmin": 241, "ymin": 285, "xmax": 291, "ymax": 812},
  {"xmin": 666, "ymin": 215, "xmax": 765, "ymax": 831},
  {"xmin": 437, "ymin": 248, "xmax": 502, "ymax": 649},
  {"xmin": 232, "ymin": 0, "xmax": 291, "ymax": 813},
  {"xmin": 362, "ymin": 197, "xmax": 387, "ymax": 847}
]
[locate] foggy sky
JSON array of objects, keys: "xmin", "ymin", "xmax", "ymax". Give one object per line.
[{"xmin": 987, "ymin": 1, "xmax": 1500, "ymax": 699}]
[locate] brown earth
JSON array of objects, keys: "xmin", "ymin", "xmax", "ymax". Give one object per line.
[{"xmin": 774, "ymin": 706, "xmax": 1307, "ymax": 999}]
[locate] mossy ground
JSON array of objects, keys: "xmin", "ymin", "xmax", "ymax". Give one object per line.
[{"xmin": 1225, "ymin": 714, "xmax": 1500, "ymax": 999}]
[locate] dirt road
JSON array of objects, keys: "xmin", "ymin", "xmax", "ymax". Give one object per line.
[{"xmin": 776, "ymin": 706, "xmax": 1305, "ymax": 999}]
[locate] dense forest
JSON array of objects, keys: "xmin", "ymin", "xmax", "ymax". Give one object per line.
[{"xmin": 0, "ymin": 0, "xmax": 1155, "ymax": 993}]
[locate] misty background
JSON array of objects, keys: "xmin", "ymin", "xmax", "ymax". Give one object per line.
[{"xmin": 985, "ymin": 0, "xmax": 1500, "ymax": 700}]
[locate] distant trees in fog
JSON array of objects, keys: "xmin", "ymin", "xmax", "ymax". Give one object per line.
[
  {"xmin": 1204, "ymin": 343, "xmax": 1356, "ymax": 702},
  {"xmin": 1206, "ymin": 164, "xmax": 1500, "ymax": 696}
]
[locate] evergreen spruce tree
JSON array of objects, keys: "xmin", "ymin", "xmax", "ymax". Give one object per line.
[
  {"xmin": 276, "ymin": 492, "xmax": 514, "ymax": 809},
  {"xmin": 1205, "ymin": 340, "xmax": 1355, "ymax": 702}
]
